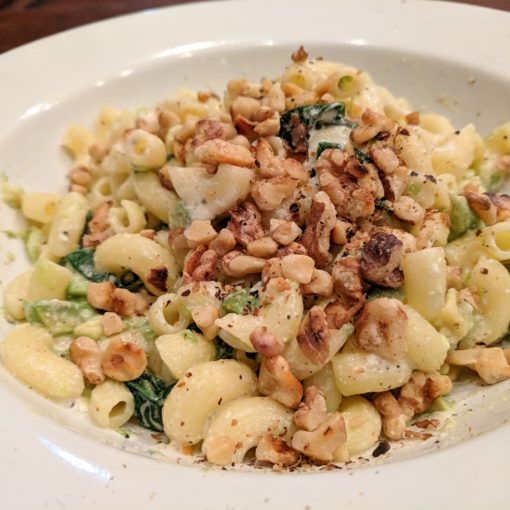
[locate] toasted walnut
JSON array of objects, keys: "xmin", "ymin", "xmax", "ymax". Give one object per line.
[
  {"xmin": 300, "ymin": 191, "xmax": 337, "ymax": 268},
  {"xmin": 276, "ymin": 241, "xmax": 308, "ymax": 258},
  {"xmin": 272, "ymin": 221, "xmax": 302, "ymax": 246},
  {"xmin": 209, "ymin": 228, "xmax": 236, "ymax": 256},
  {"xmin": 350, "ymin": 109, "xmax": 396, "ymax": 145},
  {"xmin": 222, "ymin": 251, "xmax": 266, "ymax": 278},
  {"xmin": 301, "ymin": 269, "xmax": 333, "ymax": 297},
  {"xmin": 255, "ymin": 435, "xmax": 300, "ymax": 466},
  {"xmin": 398, "ymin": 371, "xmax": 452, "ymax": 417},
  {"xmin": 251, "ymin": 176, "xmax": 298, "ymax": 212},
  {"xmin": 294, "ymin": 386, "xmax": 328, "ymax": 432},
  {"xmin": 262, "ymin": 83, "xmax": 286, "ymax": 113},
  {"xmin": 111, "ymin": 288, "xmax": 148, "ymax": 317},
  {"xmin": 230, "ymin": 96, "xmax": 261, "ymax": 121},
  {"xmin": 331, "ymin": 219, "xmax": 353, "ymax": 245},
  {"xmin": 247, "ymin": 237, "xmax": 279, "ymax": 258},
  {"xmin": 184, "ymin": 220, "xmax": 217, "ymax": 248},
  {"xmin": 331, "ymin": 256, "xmax": 364, "ymax": 302},
  {"xmin": 258, "ymin": 355, "xmax": 303, "ymax": 409},
  {"xmin": 463, "ymin": 191, "xmax": 497, "ymax": 225},
  {"xmin": 102, "ymin": 337, "xmax": 147, "ymax": 382},
  {"xmin": 360, "ymin": 231, "xmax": 404, "ymax": 288},
  {"xmin": 324, "ymin": 298, "xmax": 364, "ymax": 329},
  {"xmin": 392, "ymin": 196, "xmax": 425, "ymax": 225},
  {"xmin": 381, "ymin": 165, "xmax": 410, "ymax": 201},
  {"xmin": 280, "ymin": 254, "xmax": 315, "ymax": 284},
  {"xmin": 291, "ymin": 413, "xmax": 347, "ymax": 462},
  {"xmin": 88, "ymin": 201, "xmax": 111, "ymax": 234},
  {"xmin": 291, "ymin": 45, "xmax": 309, "ymax": 63},
  {"xmin": 69, "ymin": 165, "xmax": 91, "ymax": 188},
  {"xmin": 191, "ymin": 304, "xmax": 219, "ymax": 341},
  {"xmin": 296, "ymin": 306, "xmax": 330, "ymax": 365},
  {"xmin": 250, "ymin": 326, "xmax": 284, "ymax": 357},
  {"xmin": 447, "ymin": 347, "xmax": 510, "ymax": 385},
  {"xmin": 354, "ymin": 298, "xmax": 408, "ymax": 361},
  {"xmin": 405, "ymin": 111, "xmax": 420, "ymax": 125},
  {"xmin": 69, "ymin": 336, "xmax": 104, "ymax": 385},
  {"xmin": 190, "ymin": 249, "xmax": 218, "ymax": 282},
  {"xmin": 373, "ymin": 391, "xmax": 411, "ymax": 440},
  {"xmin": 88, "ymin": 143, "xmax": 108, "ymax": 162},
  {"xmin": 416, "ymin": 211, "xmax": 450, "ymax": 249},
  {"xmin": 101, "ymin": 312, "xmax": 123, "ymax": 337},
  {"xmin": 194, "ymin": 139, "xmax": 254, "ymax": 167},
  {"xmin": 283, "ymin": 158, "xmax": 308, "ymax": 184},
  {"xmin": 253, "ymin": 138, "xmax": 285, "ymax": 178},
  {"xmin": 147, "ymin": 266, "xmax": 169, "ymax": 292},
  {"xmin": 487, "ymin": 192, "xmax": 510, "ymax": 222},
  {"xmin": 87, "ymin": 281, "xmax": 115, "ymax": 311},
  {"xmin": 262, "ymin": 257, "xmax": 283, "ymax": 282},
  {"xmin": 227, "ymin": 201, "xmax": 264, "ymax": 248},
  {"xmin": 254, "ymin": 116, "xmax": 281, "ymax": 137},
  {"xmin": 369, "ymin": 145, "xmax": 400, "ymax": 175}
]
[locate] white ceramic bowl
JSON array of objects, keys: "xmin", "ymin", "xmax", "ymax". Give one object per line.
[{"xmin": 1, "ymin": 1, "xmax": 509, "ymax": 508}]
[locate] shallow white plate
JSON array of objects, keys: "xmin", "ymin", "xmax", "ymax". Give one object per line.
[{"xmin": 1, "ymin": 0, "xmax": 510, "ymax": 508}]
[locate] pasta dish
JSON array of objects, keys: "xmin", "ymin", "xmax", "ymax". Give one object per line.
[{"xmin": 2, "ymin": 47, "xmax": 510, "ymax": 468}]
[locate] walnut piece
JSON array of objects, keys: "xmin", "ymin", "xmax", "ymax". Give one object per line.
[
  {"xmin": 372, "ymin": 391, "xmax": 411, "ymax": 440},
  {"xmin": 294, "ymin": 386, "xmax": 328, "ymax": 432},
  {"xmin": 255, "ymin": 435, "xmax": 300, "ymax": 466},
  {"xmin": 291, "ymin": 413, "xmax": 347, "ymax": 462},
  {"xmin": 296, "ymin": 306, "xmax": 330, "ymax": 365},
  {"xmin": 86, "ymin": 282, "xmax": 147, "ymax": 317},
  {"xmin": 300, "ymin": 191, "xmax": 337, "ymax": 268},
  {"xmin": 250, "ymin": 326, "xmax": 284, "ymax": 357},
  {"xmin": 291, "ymin": 45, "xmax": 309, "ymax": 63},
  {"xmin": 101, "ymin": 337, "xmax": 147, "ymax": 382},
  {"xmin": 447, "ymin": 347, "xmax": 510, "ymax": 385},
  {"xmin": 258, "ymin": 355, "xmax": 303, "ymax": 409},
  {"xmin": 301, "ymin": 269, "xmax": 334, "ymax": 297},
  {"xmin": 354, "ymin": 297, "xmax": 408, "ymax": 361},
  {"xmin": 222, "ymin": 251, "xmax": 266, "ymax": 277},
  {"xmin": 227, "ymin": 201, "xmax": 264, "ymax": 248},
  {"xmin": 360, "ymin": 231, "xmax": 404, "ymax": 288},
  {"xmin": 101, "ymin": 312, "xmax": 123, "ymax": 337},
  {"xmin": 194, "ymin": 139, "xmax": 254, "ymax": 167},
  {"xmin": 69, "ymin": 336, "xmax": 105, "ymax": 385}
]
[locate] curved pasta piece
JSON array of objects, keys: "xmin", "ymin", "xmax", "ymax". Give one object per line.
[
  {"xmin": 335, "ymin": 396, "xmax": 382, "ymax": 460},
  {"xmin": 481, "ymin": 221, "xmax": 510, "ymax": 261},
  {"xmin": 94, "ymin": 233, "xmax": 178, "ymax": 294},
  {"xmin": 402, "ymin": 247, "xmax": 446, "ymax": 322},
  {"xmin": 202, "ymin": 396, "xmax": 295, "ymax": 466},
  {"xmin": 168, "ymin": 164, "xmax": 254, "ymax": 220},
  {"xmin": 132, "ymin": 171, "xmax": 180, "ymax": 223},
  {"xmin": 405, "ymin": 305, "xmax": 449, "ymax": 371},
  {"xmin": 4, "ymin": 270, "xmax": 32, "ymax": 320},
  {"xmin": 162, "ymin": 360, "xmax": 257, "ymax": 445},
  {"xmin": 331, "ymin": 350, "xmax": 412, "ymax": 396},
  {"xmin": 46, "ymin": 192, "xmax": 89, "ymax": 257},
  {"xmin": 89, "ymin": 379, "xmax": 134, "ymax": 428},
  {"xmin": 108, "ymin": 199, "xmax": 146, "ymax": 234},
  {"xmin": 461, "ymin": 256, "xmax": 510, "ymax": 347},
  {"xmin": 284, "ymin": 324, "xmax": 353, "ymax": 380},
  {"xmin": 21, "ymin": 192, "xmax": 60, "ymax": 224},
  {"xmin": 155, "ymin": 330, "xmax": 216, "ymax": 381},
  {"xmin": 0, "ymin": 324, "xmax": 84, "ymax": 399}
]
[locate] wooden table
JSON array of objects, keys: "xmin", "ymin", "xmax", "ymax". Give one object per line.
[{"xmin": 1, "ymin": 0, "xmax": 508, "ymax": 54}]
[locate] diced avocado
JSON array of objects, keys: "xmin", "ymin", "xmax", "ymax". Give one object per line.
[
  {"xmin": 220, "ymin": 288, "xmax": 260, "ymax": 315},
  {"xmin": 123, "ymin": 317, "xmax": 156, "ymax": 343},
  {"xmin": 74, "ymin": 316, "xmax": 103, "ymax": 340},
  {"xmin": 367, "ymin": 286, "xmax": 404, "ymax": 301},
  {"xmin": 448, "ymin": 194, "xmax": 479, "ymax": 241},
  {"xmin": 23, "ymin": 226, "xmax": 44, "ymax": 263},
  {"xmin": 428, "ymin": 397, "xmax": 454, "ymax": 412},
  {"xmin": 24, "ymin": 299, "xmax": 97, "ymax": 335},
  {"xmin": 66, "ymin": 271, "xmax": 89, "ymax": 298}
]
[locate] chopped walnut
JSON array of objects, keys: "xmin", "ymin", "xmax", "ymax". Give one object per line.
[
  {"xmin": 191, "ymin": 304, "xmax": 219, "ymax": 341},
  {"xmin": 369, "ymin": 145, "xmax": 400, "ymax": 175},
  {"xmin": 189, "ymin": 249, "xmax": 218, "ymax": 282},
  {"xmin": 261, "ymin": 83, "xmax": 286, "ymax": 113},
  {"xmin": 83, "ymin": 201, "xmax": 112, "ymax": 247},
  {"xmin": 331, "ymin": 219, "xmax": 353, "ymax": 245},
  {"xmin": 296, "ymin": 306, "xmax": 330, "ymax": 365},
  {"xmin": 350, "ymin": 109, "xmax": 396, "ymax": 145},
  {"xmin": 101, "ymin": 337, "xmax": 147, "ymax": 382},
  {"xmin": 69, "ymin": 336, "xmax": 105, "ymax": 385},
  {"xmin": 372, "ymin": 391, "xmax": 411, "ymax": 440},
  {"xmin": 415, "ymin": 211, "xmax": 450, "ymax": 249},
  {"xmin": 280, "ymin": 254, "xmax": 315, "ymax": 284},
  {"xmin": 447, "ymin": 347, "xmax": 510, "ymax": 384},
  {"xmin": 258, "ymin": 355, "xmax": 303, "ymax": 409},
  {"xmin": 87, "ymin": 281, "xmax": 115, "ymax": 311},
  {"xmin": 405, "ymin": 111, "xmax": 420, "ymax": 125},
  {"xmin": 294, "ymin": 386, "xmax": 328, "ymax": 432},
  {"xmin": 253, "ymin": 138, "xmax": 285, "ymax": 178},
  {"xmin": 354, "ymin": 298, "xmax": 408, "ymax": 361},
  {"xmin": 331, "ymin": 256, "xmax": 364, "ymax": 303},
  {"xmin": 222, "ymin": 251, "xmax": 265, "ymax": 277},
  {"xmin": 301, "ymin": 269, "xmax": 334, "ymax": 297},
  {"xmin": 291, "ymin": 413, "xmax": 347, "ymax": 462},
  {"xmin": 272, "ymin": 221, "xmax": 302, "ymax": 246},
  {"xmin": 227, "ymin": 201, "xmax": 264, "ymax": 248},
  {"xmin": 360, "ymin": 231, "xmax": 404, "ymax": 288},
  {"xmin": 69, "ymin": 165, "xmax": 91, "ymax": 188},
  {"xmin": 87, "ymin": 282, "xmax": 147, "ymax": 317},
  {"xmin": 250, "ymin": 326, "xmax": 284, "ymax": 357},
  {"xmin": 262, "ymin": 257, "xmax": 283, "ymax": 282},
  {"xmin": 399, "ymin": 371, "xmax": 452, "ymax": 415},
  {"xmin": 276, "ymin": 241, "xmax": 308, "ymax": 258},
  {"xmin": 209, "ymin": 228, "xmax": 236, "ymax": 256},
  {"xmin": 324, "ymin": 298, "xmax": 364, "ymax": 329},
  {"xmin": 101, "ymin": 312, "xmax": 123, "ymax": 336},
  {"xmin": 184, "ymin": 220, "xmax": 217, "ymax": 248},
  {"xmin": 300, "ymin": 191, "xmax": 337, "ymax": 268},
  {"xmin": 392, "ymin": 196, "xmax": 425, "ymax": 225},
  {"xmin": 247, "ymin": 236, "xmax": 279, "ymax": 258},
  {"xmin": 463, "ymin": 191, "xmax": 497, "ymax": 225},
  {"xmin": 194, "ymin": 139, "xmax": 254, "ymax": 167},
  {"xmin": 291, "ymin": 45, "xmax": 309, "ymax": 63},
  {"xmin": 255, "ymin": 435, "xmax": 300, "ymax": 466},
  {"xmin": 147, "ymin": 266, "xmax": 169, "ymax": 292},
  {"xmin": 251, "ymin": 176, "xmax": 298, "ymax": 211}
]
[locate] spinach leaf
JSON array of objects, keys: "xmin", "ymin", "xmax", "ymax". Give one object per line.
[
  {"xmin": 316, "ymin": 142, "xmax": 343, "ymax": 159},
  {"xmin": 220, "ymin": 288, "xmax": 260, "ymax": 315},
  {"xmin": 126, "ymin": 371, "xmax": 174, "ymax": 432},
  {"xmin": 279, "ymin": 102, "xmax": 355, "ymax": 151},
  {"xmin": 353, "ymin": 147, "xmax": 373, "ymax": 164},
  {"xmin": 367, "ymin": 286, "xmax": 404, "ymax": 302},
  {"xmin": 214, "ymin": 338, "xmax": 234, "ymax": 360},
  {"xmin": 123, "ymin": 317, "xmax": 158, "ymax": 343},
  {"xmin": 62, "ymin": 248, "xmax": 143, "ymax": 291}
]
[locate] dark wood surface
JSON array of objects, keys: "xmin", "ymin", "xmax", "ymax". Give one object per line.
[{"xmin": 1, "ymin": 0, "xmax": 508, "ymax": 54}]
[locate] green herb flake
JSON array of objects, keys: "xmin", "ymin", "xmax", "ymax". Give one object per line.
[
  {"xmin": 316, "ymin": 142, "xmax": 343, "ymax": 159},
  {"xmin": 353, "ymin": 147, "xmax": 372, "ymax": 164},
  {"xmin": 220, "ymin": 288, "xmax": 260, "ymax": 315},
  {"xmin": 183, "ymin": 330, "xmax": 199, "ymax": 343},
  {"xmin": 126, "ymin": 371, "xmax": 174, "ymax": 432},
  {"xmin": 169, "ymin": 201, "xmax": 191, "ymax": 229},
  {"xmin": 214, "ymin": 338, "xmax": 234, "ymax": 360}
]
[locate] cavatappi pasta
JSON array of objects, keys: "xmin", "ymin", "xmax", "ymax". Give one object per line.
[{"xmin": 3, "ymin": 47, "xmax": 510, "ymax": 468}]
